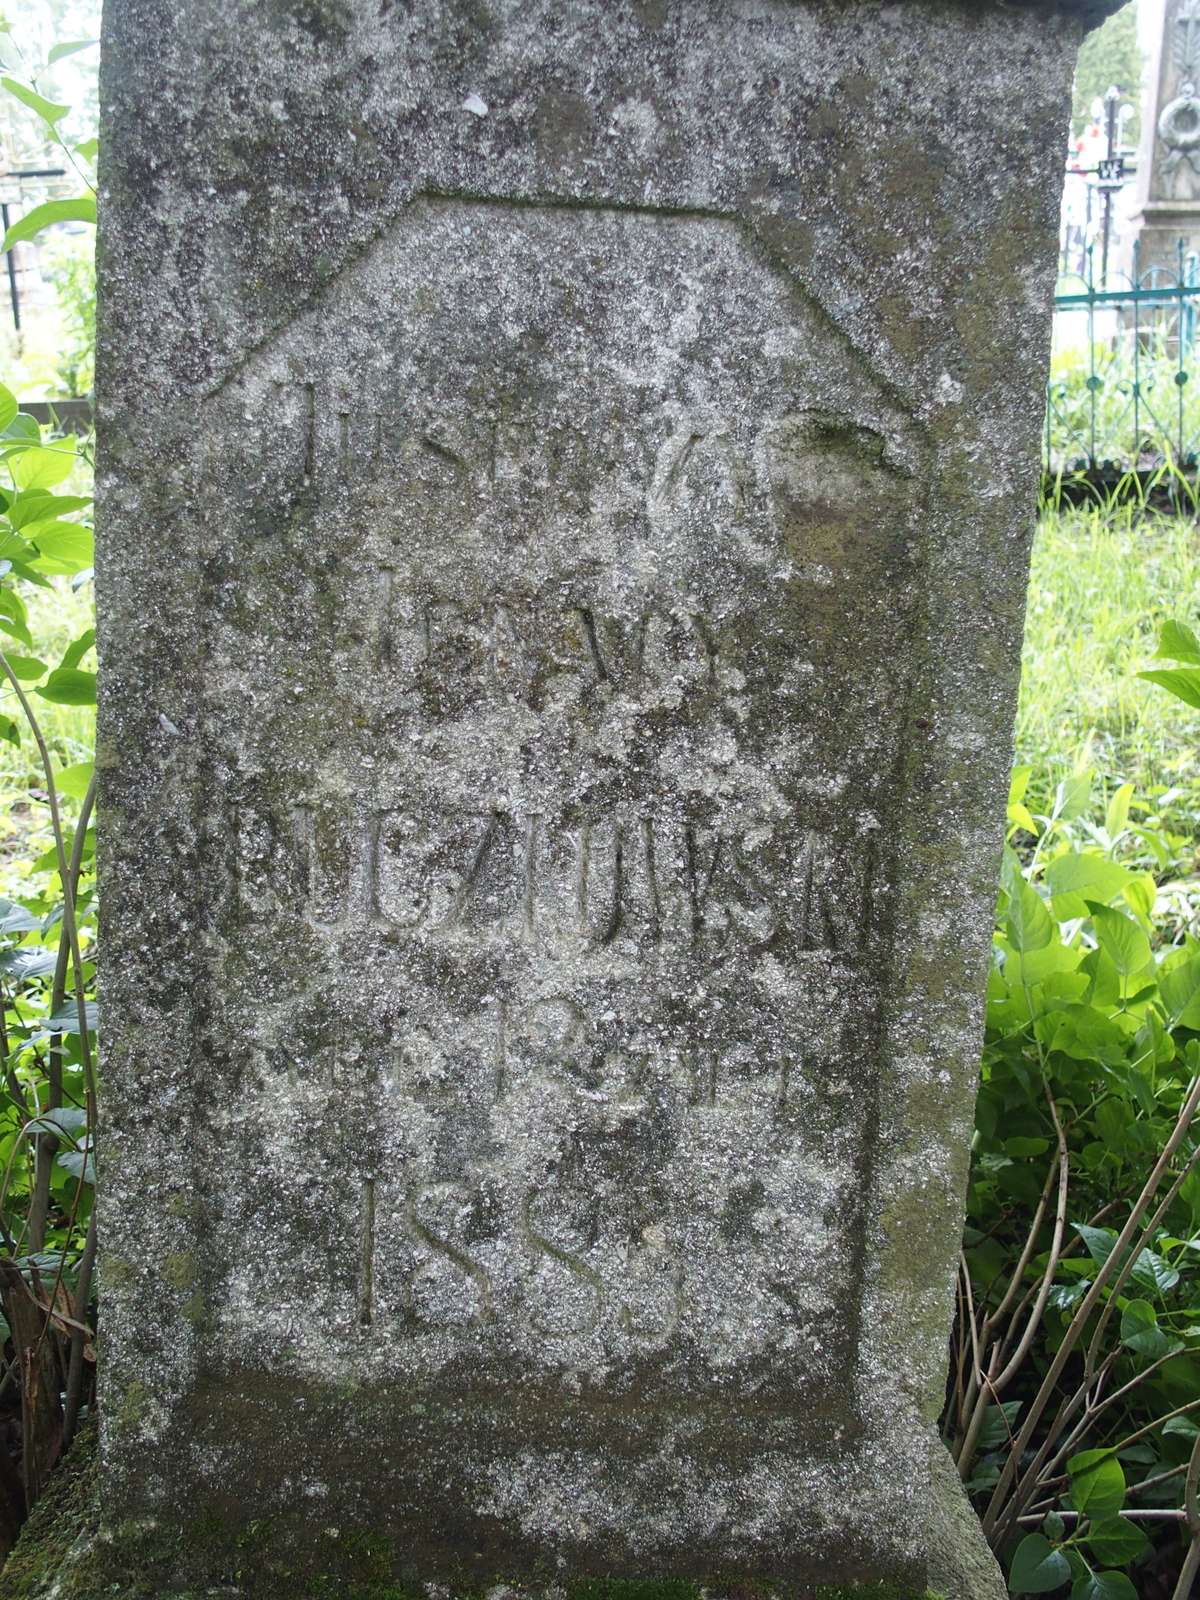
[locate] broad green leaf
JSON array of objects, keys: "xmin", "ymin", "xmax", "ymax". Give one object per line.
[
  {"xmin": 1073, "ymin": 1223, "xmax": 1179, "ymax": 1295},
  {"xmin": 1, "ymin": 77, "xmax": 68, "ymax": 127},
  {"xmin": 1130, "ymin": 1248, "xmax": 1179, "ymax": 1295},
  {"xmin": 1009, "ymin": 1533, "xmax": 1072, "ymax": 1595},
  {"xmin": 1007, "ymin": 770, "xmax": 1037, "ymax": 834},
  {"xmin": 1117, "ymin": 1442, "xmax": 1157, "ymax": 1464},
  {"xmin": 0, "ymin": 383, "xmax": 16, "ymax": 435},
  {"xmin": 28, "ymin": 1106, "xmax": 85, "ymax": 1135},
  {"xmin": 2, "ymin": 195, "xmax": 97, "ymax": 250},
  {"xmin": 1156, "ymin": 618, "xmax": 1200, "ymax": 663},
  {"xmin": 976, "ymin": 1398, "xmax": 1023, "ymax": 1450},
  {"xmin": 1159, "ymin": 952, "xmax": 1200, "ymax": 1026},
  {"xmin": 1009, "ymin": 932, "xmax": 1079, "ymax": 986},
  {"xmin": 29, "ymin": 831, "xmax": 94, "ymax": 876},
  {"xmin": 1120, "ymin": 1298, "xmax": 1169, "ymax": 1359},
  {"xmin": 1049, "ymin": 1004, "xmax": 1129, "ymax": 1065},
  {"xmin": 1138, "ymin": 666, "xmax": 1200, "ymax": 708},
  {"xmin": 1006, "ymin": 1136, "xmax": 1050, "ymax": 1158},
  {"xmin": 1, "ymin": 652, "xmax": 44, "ymax": 680},
  {"xmin": 1083, "ymin": 1517, "xmax": 1150, "ymax": 1568},
  {"xmin": 1074, "ymin": 1223, "xmax": 1120, "ymax": 1270},
  {"xmin": 1007, "ymin": 875, "xmax": 1055, "ymax": 955},
  {"xmin": 8, "ymin": 492, "xmax": 91, "ymax": 530},
  {"xmin": 1048, "ymin": 1281, "xmax": 1088, "ymax": 1311},
  {"xmin": 0, "ymin": 528, "xmax": 30, "ymax": 562},
  {"xmin": 1047, "ymin": 852, "xmax": 1133, "ymax": 919},
  {"xmin": 44, "ymin": 999, "xmax": 97, "ymax": 1035},
  {"xmin": 0, "ymin": 614, "xmax": 32, "ymax": 650},
  {"xmin": 1009, "ymin": 801, "xmax": 1039, "ymax": 837},
  {"xmin": 1105, "ymin": 782, "xmax": 1134, "ymax": 838},
  {"xmin": 1065, "ymin": 1547, "xmax": 1091, "ymax": 1586},
  {"xmin": 1122, "ymin": 871, "xmax": 1157, "ymax": 922},
  {"xmin": 1055, "ymin": 769, "xmax": 1093, "ymax": 821},
  {"xmin": 1092, "ymin": 1098, "xmax": 1132, "ymax": 1151},
  {"xmin": 54, "ymin": 761, "xmax": 93, "ymax": 801},
  {"xmin": 75, "ymin": 137, "xmax": 98, "ymax": 163},
  {"xmin": 5, "ymin": 557, "xmax": 52, "ymax": 590},
  {"xmin": 47, "ymin": 39, "xmax": 98, "ymax": 65},
  {"xmin": 1070, "ymin": 1573, "xmax": 1138, "ymax": 1600},
  {"xmin": 31, "ymin": 522, "xmax": 93, "ymax": 571},
  {"xmin": 0, "ymin": 947, "xmax": 55, "ymax": 979},
  {"xmin": 10, "ymin": 442, "xmax": 76, "ymax": 492},
  {"xmin": 1089, "ymin": 904, "xmax": 1152, "ymax": 978},
  {"xmin": 0, "ymin": 713, "xmax": 19, "ymax": 746},
  {"xmin": 35, "ymin": 667, "xmax": 95, "ymax": 705},
  {"xmin": 1068, "ymin": 1448, "xmax": 1126, "ymax": 1519},
  {"xmin": 0, "ymin": 898, "xmax": 38, "ymax": 933},
  {"xmin": 1, "ymin": 413, "xmax": 39, "ymax": 444},
  {"xmin": 56, "ymin": 1148, "xmax": 94, "ymax": 1184},
  {"xmin": 60, "ymin": 628, "xmax": 94, "ymax": 671}
]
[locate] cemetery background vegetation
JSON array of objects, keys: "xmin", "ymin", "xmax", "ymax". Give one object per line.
[{"xmin": 0, "ymin": 26, "xmax": 99, "ymax": 1572}]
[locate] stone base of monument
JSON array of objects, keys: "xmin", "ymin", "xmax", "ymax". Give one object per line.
[
  {"xmin": 1123, "ymin": 214, "xmax": 1200, "ymax": 283},
  {"xmin": 0, "ymin": 1425, "xmax": 1001, "ymax": 1600}
]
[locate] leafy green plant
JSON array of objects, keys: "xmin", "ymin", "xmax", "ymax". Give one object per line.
[
  {"xmin": 1044, "ymin": 344, "xmax": 1200, "ymax": 483},
  {"xmin": 41, "ymin": 236, "xmax": 94, "ymax": 397},
  {"xmin": 947, "ymin": 770, "xmax": 1200, "ymax": 1599},
  {"xmin": 0, "ymin": 31, "xmax": 96, "ymax": 261},
  {"xmin": 0, "ymin": 375, "xmax": 96, "ymax": 1553},
  {"xmin": 1138, "ymin": 618, "xmax": 1200, "ymax": 715}
]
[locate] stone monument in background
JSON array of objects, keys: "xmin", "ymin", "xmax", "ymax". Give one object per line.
[
  {"xmin": 1130, "ymin": 0, "xmax": 1200, "ymax": 275},
  {"xmin": 93, "ymin": 2, "xmax": 1120, "ymax": 1595}
]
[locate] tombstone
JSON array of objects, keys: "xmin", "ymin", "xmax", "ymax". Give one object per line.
[
  {"xmin": 1130, "ymin": 0, "xmax": 1200, "ymax": 276},
  {"xmin": 93, "ymin": 2, "xmax": 1119, "ymax": 1596}
]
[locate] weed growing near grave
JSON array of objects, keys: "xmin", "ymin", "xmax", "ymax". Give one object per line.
[
  {"xmin": 1043, "ymin": 347, "xmax": 1200, "ymax": 483},
  {"xmin": 0, "ymin": 386, "xmax": 97, "ymax": 1558},
  {"xmin": 0, "ymin": 40, "xmax": 99, "ymax": 1561},
  {"xmin": 1016, "ymin": 505, "xmax": 1200, "ymax": 839},
  {"xmin": 948, "ymin": 767, "xmax": 1200, "ymax": 1599}
]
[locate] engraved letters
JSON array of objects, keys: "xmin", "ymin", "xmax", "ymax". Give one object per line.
[{"xmin": 288, "ymin": 803, "xmax": 862, "ymax": 957}]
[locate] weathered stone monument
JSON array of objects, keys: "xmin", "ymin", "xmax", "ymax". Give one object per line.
[
  {"xmin": 93, "ymin": 1, "xmax": 1120, "ymax": 1595},
  {"xmin": 1130, "ymin": 0, "xmax": 1200, "ymax": 274}
]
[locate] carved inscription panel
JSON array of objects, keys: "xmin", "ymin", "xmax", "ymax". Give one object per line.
[{"xmin": 201, "ymin": 199, "xmax": 928, "ymax": 1416}]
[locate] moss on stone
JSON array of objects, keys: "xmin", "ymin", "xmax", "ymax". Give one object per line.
[
  {"xmin": 568, "ymin": 1582, "xmax": 702, "ymax": 1600},
  {"xmin": 161, "ymin": 1250, "xmax": 197, "ymax": 1292},
  {"xmin": 0, "ymin": 1428, "xmax": 940, "ymax": 1600},
  {"xmin": 0, "ymin": 1417, "xmax": 99, "ymax": 1597},
  {"xmin": 814, "ymin": 1588, "xmax": 943, "ymax": 1600}
]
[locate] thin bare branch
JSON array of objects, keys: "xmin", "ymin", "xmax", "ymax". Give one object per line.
[{"xmin": 982, "ymin": 1072, "xmax": 1200, "ymax": 1539}]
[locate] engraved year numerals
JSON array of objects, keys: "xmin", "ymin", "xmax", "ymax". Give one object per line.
[{"xmin": 357, "ymin": 1176, "xmax": 685, "ymax": 1348}]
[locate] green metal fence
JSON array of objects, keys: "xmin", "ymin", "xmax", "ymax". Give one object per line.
[{"xmin": 1046, "ymin": 239, "xmax": 1200, "ymax": 480}]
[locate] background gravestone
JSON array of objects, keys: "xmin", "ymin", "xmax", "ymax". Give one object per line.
[
  {"xmin": 1129, "ymin": 0, "xmax": 1200, "ymax": 275},
  {"xmin": 95, "ymin": 1, "xmax": 1121, "ymax": 1595}
]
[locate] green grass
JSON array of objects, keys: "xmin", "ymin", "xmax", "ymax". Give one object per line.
[{"xmin": 1017, "ymin": 505, "xmax": 1200, "ymax": 826}]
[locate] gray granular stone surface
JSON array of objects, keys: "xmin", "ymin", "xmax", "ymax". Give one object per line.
[{"xmin": 91, "ymin": 0, "xmax": 1121, "ymax": 1595}]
